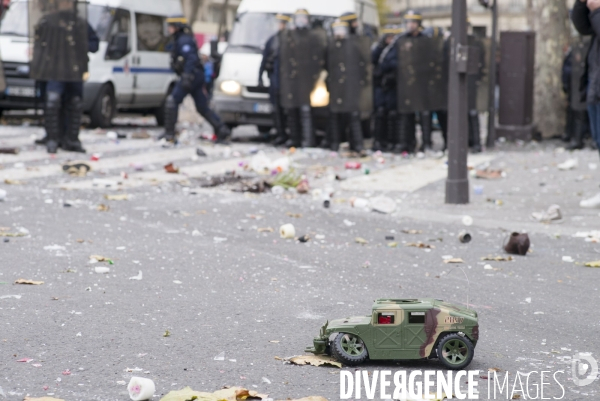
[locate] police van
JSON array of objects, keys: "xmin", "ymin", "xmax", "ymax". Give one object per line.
[
  {"xmin": 0, "ymin": 0, "xmax": 181, "ymax": 127},
  {"xmin": 213, "ymin": 0, "xmax": 380, "ymax": 134}
]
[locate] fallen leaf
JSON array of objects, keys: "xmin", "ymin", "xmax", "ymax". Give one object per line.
[
  {"xmin": 387, "ymin": 242, "xmax": 398, "ymax": 248},
  {"xmin": 76, "ymin": 239, "xmax": 85, "ymax": 243},
  {"xmin": 4, "ymin": 179, "xmax": 24, "ymax": 185},
  {"xmin": 481, "ymin": 255, "xmax": 514, "ymax": 262},
  {"xmin": 0, "ymin": 232, "xmax": 26, "ymax": 237},
  {"xmin": 163, "ymin": 330, "xmax": 171, "ymax": 337},
  {"xmin": 444, "ymin": 258, "xmax": 465, "ymax": 264},
  {"xmin": 406, "ymin": 242, "xmax": 435, "ymax": 249},
  {"xmin": 286, "ymin": 212, "xmax": 302, "ymax": 218},
  {"xmin": 488, "ymin": 367, "xmax": 502, "ymax": 372},
  {"xmin": 512, "ymin": 396, "xmax": 521, "ymax": 400},
  {"xmin": 585, "ymin": 261, "xmax": 600, "ymax": 268},
  {"xmin": 402, "ymin": 229, "xmax": 423, "ymax": 234},
  {"xmin": 90, "ymin": 255, "xmax": 114, "ymax": 264},
  {"xmin": 257, "ymin": 227, "xmax": 274, "ymax": 233},
  {"xmin": 164, "ymin": 163, "xmax": 180, "ymax": 174},
  {"xmin": 269, "ymin": 340, "xmax": 280, "ymax": 343},
  {"xmin": 15, "ymin": 279, "xmax": 44, "ymax": 285},
  {"xmin": 24, "ymin": 397, "xmax": 65, "ymax": 401},
  {"xmin": 288, "ymin": 355, "xmax": 342, "ymax": 368},
  {"xmin": 355, "ymin": 237, "xmax": 368, "ymax": 245},
  {"xmin": 97, "ymin": 204, "xmax": 110, "ymax": 212},
  {"xmin": 104, "ymin": 194, "xmax": 130, "ymax": 201}
]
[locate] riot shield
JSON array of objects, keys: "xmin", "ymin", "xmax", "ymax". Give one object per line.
[
  {"xmin": 327, "ymin": 36, "xmax": 373, "ymax": 113},
  {"xmin": 470, "ymin": 36, "xmax": 490, "ymax": 112},
  {"xmin": 280, "ymin": 29, "xmax": 326, "ymax": 109},
  {"xmin": 29, "ymin": 0, "xmax": 89, "ymax": 82},
  {"xmin": 396, "ymin": 35, "xmax": 447, "ymax": 113},
  {"xmin": 571, "ymin": 37, "xmax": 591, "ymax": 112}
]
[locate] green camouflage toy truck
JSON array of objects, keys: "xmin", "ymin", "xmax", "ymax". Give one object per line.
[{"xmin": 305, "ymin": 298, "xmax": 479, "ymax": 370}]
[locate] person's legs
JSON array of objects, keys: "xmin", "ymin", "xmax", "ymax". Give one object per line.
[
  {"xmin": 160, "ymin": 83, "xmax": 186, "ymax": 142},
  {"xmin": 581, "ymin": 103, "xmax": 600, "ymax": 208},
  {"xmin": 191, "ymin": 83, "xmax": 230, "ymax": 143},
  {"xmin": 44, "ymin": 81, "xmax": 65, "ymax": 154},
  {"xmin": 61, "ymin": 82, "xmax": 86, "ymax": 153}
]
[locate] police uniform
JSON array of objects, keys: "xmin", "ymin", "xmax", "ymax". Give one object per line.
[
  {"xmin": 41, "ymin": 23, "xmax": 99, "ymax": 153},
  {"xmin": 397, "ymin": 10, "xmax": 427, "ymax": 154},
  {"xmin": 282, "ymin": 9, "xmax": 324, "ymax": 148},
  {"xmin": 163, "ymin": 16, "xmax": 230, "ymax": 143},
  {"xmin": 258, "ymin": 14, "xmax": 290, "ymax": 145},
  {"xmin": 325, "ymin": 19, "xmax": 365, "ymax": 154},
  {"xmin": 372, "ymin": 26, "xmax": 402, "ymax": 151},
  {"xmin": 421, "ymin": 25, "xmax": 445, "ymax": 152}
]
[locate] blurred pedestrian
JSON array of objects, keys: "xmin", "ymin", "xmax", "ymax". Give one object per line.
[
  {"xmin": 371, "ymin": 25, "xmax": 402, "ymax": 151},
  {"xmin": 324, "ymin": 19, "xmax": 369, "ymax": 154},
  {"xmin": 571, "ymin": 0, "xmax": 600, "ymax": 208},
  {"xmin": 396, "ymin": 10, "xmax": 426, "ymax": 154},
  {"xmin": 161, "ymin": 15, "xmax": 230, "ymax": 144},
  {"xmin": 258, "ymin": 14, "xmax": 291, "ymax": 146},
  {"xmin": 31, "ymin": 0, "xmax": 99, "ymax": 154}
]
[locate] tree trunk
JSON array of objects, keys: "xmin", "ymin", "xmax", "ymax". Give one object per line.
[{"xmin": 533, "ymin": 0, "xmax": 570, "ymax": 138}]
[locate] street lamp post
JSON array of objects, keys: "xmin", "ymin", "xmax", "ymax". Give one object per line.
[
  {"xmin": 445, "ymin": 0, "xmax": 470, "ymax": 205},
  {"xmin": 484, "ymin": 0, "xmax": 498, "ymax": 148}
]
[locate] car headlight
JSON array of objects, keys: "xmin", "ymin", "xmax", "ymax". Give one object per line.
[
  {"xmin": 310, "ymin": 71, "xmax": 329, "ymax": 107},
  {"xmin": 220, "ymin": 80, "xmax": 242, "ymax": 96}
]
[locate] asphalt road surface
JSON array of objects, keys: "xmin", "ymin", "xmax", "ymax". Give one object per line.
[{"xmin": 1, "ymin": 124, "xmax": 599, "ymax": 401}]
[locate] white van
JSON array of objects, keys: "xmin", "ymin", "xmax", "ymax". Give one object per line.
[
  {"xmin": 212, "ymin": 0, "xmax": 380, "ymax": 134},
  {"xmin": 0, "ymin": 0, "xmax": 181, "ymax": 127}
]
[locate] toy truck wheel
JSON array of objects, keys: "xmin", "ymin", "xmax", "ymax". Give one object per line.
[
  {"xmin": 332, "ymin": 333, "xmax": 368, "ymax": 365},
  {"xmin": 436, "ymin": 333, "xmax": 474, "ymax": 370}
]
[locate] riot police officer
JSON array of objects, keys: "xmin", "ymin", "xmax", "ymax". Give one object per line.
[
  {"xmin": 162, "ymin": 15, "xmax": 230, "ymax": 144},
  {"xmin": 325, "ymin": 20, "xmax": 370, "ymax": 154},
  {"xmin": 258, "ymin": 14, "xmax": 291, "ymax": 146},
  {"xmin": 280, "ymin": 9, "xmax": 326, "ymax": 148},
  {"xmin": 31, "ymin": 0, "xmax": 99, "ymax": 154},
  {"xmin": 397, "ymin": 10, "xmax": 426, "ymax": 154},
  {"xmin": 373, "ymin": 27, "xmax": 401, "ymax": 152},
  {"xmin": 422, "ymin": 25, "xmax": 446, "ymax": 152}
]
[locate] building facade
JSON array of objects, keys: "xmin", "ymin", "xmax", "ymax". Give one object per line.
[
  {"xmin": 181, "ymin": 0, "xmax": 241, "ymax": 45},
  {"xmin": 386, "ymin": 0, "xmax": 532, "ymax": 34}
]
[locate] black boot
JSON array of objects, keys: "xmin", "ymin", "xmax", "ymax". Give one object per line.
[
  {"xmin": 285, "ymin": 108, "xmax": 302, "ymax": 148},
  {"xmin": 562, "ymin": 107, "xmax": 574, "ymax": 142},
  {"xmin": 469, "ymin": 110, "xmax": 482, "ymax": 153},
  {"xmin": 62, "ymin": 95, "xmax": 86, "ymax": 153},
  {"xmin": 395, "ymin": 113, "xmax": 414, "ymax": 154},
  {"xmin": 272, "ymin": 104, "xmax": 288, "ymax": 146},
  {"xmin": 201, "ymin": 108, "xmax": 230, "ymax": 144},
  {"xmin": 419, "ymin": 111, "xmax": 433, "ymax": 152},
  {"xmin": 567, "ymin": 110, "xmax": 586, "ymax": 150},
  {"xmin": 437, "ymin": 110, "xmax": 448, "ymax": 152},
  {"xmin": 406, "ymin": 113, "xmax": 417, "ymax": 154},
  {"xmin": 372, "ymin": 107, "xmax": 387, "ymax": 151},
  {"xmin": 159, "ymin": 95, "xmax": 178, "ymax": 142},
  {"xmin": 349, "ymin": 112, "xmax": 364, "ymax": 154},
  {"xmin": 328, "ymin": 112, "xmax": 341, "ymax": 152},
  {"xmin": 300, "ymin": 105, "xmax": 314, "ymax": 148},
  {"xmin": 35, "ymin": 136, "xmax": 48, "ymax": 145},
  {"xmin": 44, "ymin": 92, "xmax": 62, "ymax": 154}
]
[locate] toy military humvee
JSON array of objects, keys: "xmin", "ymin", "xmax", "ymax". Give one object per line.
[{"xmin": 306, "ymin": 299, "xmax": 479, "ymax": 370}]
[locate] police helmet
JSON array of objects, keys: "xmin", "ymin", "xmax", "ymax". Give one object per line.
[
  {"xmin": 340, "ymin": 12, "xmax": 358, "ymax": 27},
  {"xmin": 166, "ymin": 14, "xmax": 189, "ymax": 31},
  {"xmin": 294, "ymin": 9, "xmax": 310, "ymax": 29},
  {"xmin": 276, "ymin": 14, "xmax": 292, "ymax": 24},
  {"xmin": 381, "ymin": 24, "xmax": 403, "ymax": 36},
  {"xmin": 332, "ymin": 20, "xmax": 349, "ymax": 39},
  {"xmin": 404, "ymin": 10, "xmax": 423, "ymax": 25}
]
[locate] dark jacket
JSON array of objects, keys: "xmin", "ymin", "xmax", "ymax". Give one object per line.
[
  {"xmin": 259, "ymin": 32, "xmax": 280, "ymax": 87},
  {"xmin": 571, "ymin": 0, "xmax": 600, "ymax": 103},
  {"xmin": 88, "ymin": 23, "xmax": 100, "ymax": 54},
  {"xmin": 562, "ymin": 49, "xmax": 572, "ymax": 95},
  {"xmin": 170, "ymin": 29, "xmax": 202, "ymax": 76}
]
